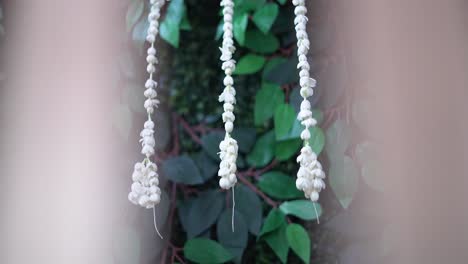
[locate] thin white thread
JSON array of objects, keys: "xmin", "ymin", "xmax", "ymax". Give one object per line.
[
  {"xmin": 153, "ymin": 206, "xmax": 164, "ymax": 239},
  {"xmin": 231, "ymin": 186, "xmax": 235, "ymax": 232},
  {"xmin": 312, "ymin": 202, "xmax": 320, "ymax": 224}
]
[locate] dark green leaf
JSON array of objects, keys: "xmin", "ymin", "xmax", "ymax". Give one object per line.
[
  {"xmin": 254, "ymin": 83, "xmax": 285, "ymax": 126},
  {"xmin": 216, "ymin": 209, "xmax": 249, "ymax": 262},
  {"xmin": 193, "ymin": 152, "xmax": 218, "ymax": 181},
  {"xmin": 264, "ymin": 224, "xmax": 289, "ymax": 263},
  {"xmin": 286, "ymin": 224, "xmax": 311, "ymax": 264},
  {"xmin": 246, "ymin": 130, "xmax": 275, "ymax": 167},
  {"xmin": 245, "ymin": 30, "xmax": 280, "ymax": 54},
  {"xmin": 262, "ymin": 57, "xmax": 287, "ymax": 80},
  {"xmin": 275, "ymin": 138, "xmax": 302, "ymax": 161},
  {"xmin": 236, "ymin": 0, "xmax": 266, "ymax": 11},
  {"xmin": 277, "ymin": 0, "xmax": 287, "ymax": 4},
  {"xmin": 201, "ymin": 131, "xmax": 224, "ymax": 161},
  {"xmin": 279, "ymin": 200, "xmax": 322, "ymax": 221},
  {"xmin": 162, "ymin": 155, "xmax": 204, "ymax": 185},
  {"xmin": 126, "ymin": 1, "xmax": 144, "ymax": 32},
  {"xmin": 252, "ymin": 3, "xmax": 279, "ymax": 34},
  {"xmin": 234, "ymin": 54, "xmax": 266, "ymax": 75},
  {"xmin": 184, "ymin": 191, "xmax": 225, "ymax": 237},
  {"xmin": 184, "ymin": 238, "xmax": 233, "ymax": 264},
  {"xmin": 180, "ymin": 9, "xmax": 192, "ymax": 30},
  {"xmin": 329, "ymin": 155, "xmax": 359, "ymax": 209},
  {"xmin": 274, "ymin": 103, "xmax": 296, "ymax": 140},
  {"xmin": 259, "ymin": 209, "xmax": 287, "ymax": 237},
  {"xmin": 235, "ymin": 185, "xmax": 263, "ymax": 234},
  {"xmin": 233, "ymin": 12, "xmax": 248, "ymax": 45},
  {"xmin": 265, "ymin": 55, "xmax": 298, "ymax": 85},
  {"xmin": 232, "ymin": 127, "xmax": 257, "ymax": 153},
  {"xmin": 257, "ymin": 171, "xmax": 303, "ymax": 199}
]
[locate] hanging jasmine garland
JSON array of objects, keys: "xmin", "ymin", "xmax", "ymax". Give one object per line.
[
  {"xmin": 217, "ymin": 0, "xmax": 238, "ymax": 191},
  {"xmin": 292, "ymin": 0, "xmax": 327, "ymax": 205},
  {"xmin": 127, "ymin": 0, "xmax": 166, "ymax": 238}
]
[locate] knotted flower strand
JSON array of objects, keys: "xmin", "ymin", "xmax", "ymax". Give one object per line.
[
  {"xmin": 218, "ymin": 0, "xmax": 238, "ymax": 231},
  {"xmin": 292, "ymin": 0, "xmax": 326, "ymax": 216},
  {"xmin": 127, "ymin": 0, "xmax": 166, "ymax": 239}
]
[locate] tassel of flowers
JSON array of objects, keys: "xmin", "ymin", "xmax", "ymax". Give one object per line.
[
  {"xmin": 128, "ymin": 0, "xmax": 166, "ymax": 211},
  {"xmin": 292, "ymin": 0, "xmax": 326, "ymax": 203},
  {"xmin": 218, "ymin": 0, "xmax": 238, "ymax": 191}
]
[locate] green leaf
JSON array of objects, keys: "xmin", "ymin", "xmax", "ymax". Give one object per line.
[
  {"xmin": 252, "ymin": 3, "xmax": 279, "ymax": 34},
  {"xmin": 258, "ymin": 171, "xmax": 303, "ymax": 200},
  {"xmin": 329, "ymin": 155, "xmax": 359, "ymax": 209},
  {"xmin": 192, "ymin": 152, "xmax": 218, "ymax": 181},
  {"xmin": 246, "ymin": 130, "xmax": 275, "ymax": 167},
  {"xmin": 233, "ymin": 12, "xmax": 248, "ymax": 45},
  {"xmin": 184, "ymin": 238, "xmax": 233, "ymax": 264},
  {"xmin": 254, "ymin": 83, "xmax": 284, "ymax": 126},
  {"xmin": 264, "ymin": 224, "xmax": 289, "ymax": 263},
  {"xmin": 181, "ymin": 191, "xmax": 225, "ymax": 237},
  {"xmin": 325, "ymin": 119, "xmax": 351, "ymax": 159},
  {"xmin": 259, "ymin": 209, "xmax": 287, "ymax": 237},
  {"xmin": 275, "ymin": 138, "xmax": 302, "ymax": 161},
  {"xmin": 236, "ymin": 0, "xmax": 266, "ymax": 11},
  {"xmin": 274, "ymin": 103, "xmax": 296, "ymax": 140},
  {"xmin": 234, "ymin": 54, "xmax": 266, "ymax": 75},
  {"xmin": 262, "ymin": 57, "xmax": 287, "ymax": 80},
  {"xmin": 308, "ymin": 126, "xmax": 326, "ymax": 155},
  {"xmin": 277, "ymin": 120, "xmax": 325, "ymax": 155},
  {"xmin": 180, "ymin": 10, "xmax": 192, "ymax": 30},
  {"xmin": 165, "ymin": 0, "xmax": 186, "ymax": 24},
  {"xmin": 265, "ymin": 55, "xmax": 298, "ymax": 85},
  {"xmin": 286, "ymin": 224, "xmax": 311, "ymax": 264},
  {"xmin": 245, "ymin": 30, "xmax": 280, "ymax": 54},
  {"xmin": 216, "ymin": 209, "xmax": 249, "ymax": 262},
  {"xmin": 160, "ymin": 19, "xmax": 180, "ymax": 48},
  {"xmin": 232, "ymin": 127, "xmax": 257, "ymax": 153},
  {"xmin": 126, "ymin": 1, "xmax": 144, "ymax": 32},
  {"xmin": 201, "ymin": 131, "xmax": 224, "ymax": 161},
  {"xmin": 161, "ymin": 155, "xmax": 204, "ymax": 185},
  {"xmin": 279, "ymin": 200, "xmax": 322, "ymax": 221},
  {"xmin": 277, "ymin": 0, "xmax": 287, "ymax": 4},
  {"xmin": 235, "ymin": 185, "xmax": 263, "ymax": 234}
]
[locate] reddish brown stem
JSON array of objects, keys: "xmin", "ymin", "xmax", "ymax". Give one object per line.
[{"xmin": 237, "ymin": 174, "xmax": 277, "ymax": 208}]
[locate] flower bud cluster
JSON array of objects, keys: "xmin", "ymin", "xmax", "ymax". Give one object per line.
[
  {"xmin": 292, "ymin": 0, "xmax": 326, "ymax": 201},
  {"xmin": 296, "ymin": 146, "xmax": 326, "ymax": 202},
  {"xmin": 129, "ymin": 0, "xmax": 165, "ymax": 209},
  {"xmin": 128, "ymin": 161, "xmax": 162, "ymax": 208},
  {"xmin": 217, "ymin": 0, "xmax": 238, "ymax": 190}
]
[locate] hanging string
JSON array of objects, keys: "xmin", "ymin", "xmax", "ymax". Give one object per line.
[
  {"xmin": 231, "ymin": 186, "xmax": 236, "ymax": 232},
  {"xmin": 312, "ymin": 202, "xmax": 320, "ymax": 224},
  {"xmin": 153, "ymin": 206, "xmax": 164, "ymax": 239}
]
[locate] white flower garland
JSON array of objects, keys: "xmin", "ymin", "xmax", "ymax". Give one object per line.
[
  {"xmin": 218, "ymin": 0, "xmax": 238, "ymax": 191},
  {"xmin": 292, "ymin": 0, "xmax": 326, "ymax": 204},
  {"xmin": 128, "ymin": 0, "xmax": 166, "ymax": 238}
]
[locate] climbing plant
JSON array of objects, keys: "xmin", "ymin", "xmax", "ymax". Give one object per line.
[{"xmin": 116, "ymin": 0, "xmax": 386, "ymax": 263}]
